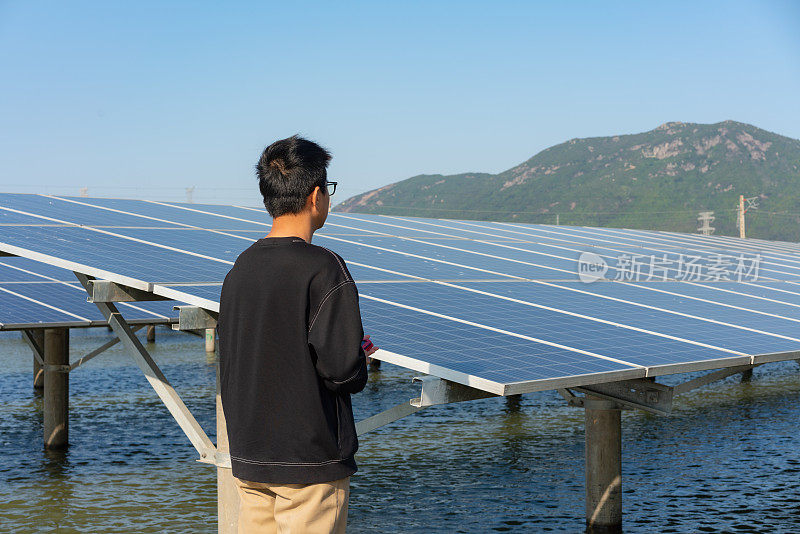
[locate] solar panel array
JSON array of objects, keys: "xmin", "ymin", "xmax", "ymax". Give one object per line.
[
  {"xmin": 0, "ymin": 255, "xmax": 179, "ymax": 330},
  {"xmin": 1, "ymin": 193, "xmax": 799, "ymax": 394}
]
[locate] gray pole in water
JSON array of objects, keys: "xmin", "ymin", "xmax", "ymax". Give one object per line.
[
  {"xmin": 146, "ymin": 324, "xmax": 156, "ymax": 343},
  {"xmin": 584, "ymin": 395, "xmax": 622, "ymax": 531},
  {"xmin": 44, "ymin": 327, "xmax": 69, "ymax": 449},
  {"xmin": 31, "ymin": 329, "xmax": 44, "ymax": 390},
  {"xmin": 216, "ymin": 345, "xmax": 239, "ymax": 533},
  {"xmin": 206, "ymin": 328, "xmax": 216, "ymax": 353}
]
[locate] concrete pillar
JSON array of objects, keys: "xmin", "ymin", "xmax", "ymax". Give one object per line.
[
  {"xmin": 30, "ymin": 330, "xmax": 45, "ymax": 390},
  {"xmin": 44, "ymin": 328, "xmax": 69, "ymax": 449},
  {"xmin": 216, "ymin": 350, "xmax": 239, "ymax": 533},
  {"xmin": 741, "ymin": 368, "xmax": 753, "ymax": 382},
  {"xmin": 206, "ymin": 328, "xmax": 216, "ymax": 353},
  {"xmin": 585, "ymin": 396, "xmax": 622, "ymax": 531},
  {"xmin": 146, "ymin": 325, "xmax": 156, "ymax": 343}
]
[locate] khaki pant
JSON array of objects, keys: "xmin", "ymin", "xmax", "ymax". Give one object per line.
[{"xmin": 235, "ymin": 476, "xmax": 350, "ymax": 534}]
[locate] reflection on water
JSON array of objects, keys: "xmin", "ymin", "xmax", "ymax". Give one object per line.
[{"xmin": 1, "ymin": 329, "xmax": 799, "ymax": 533}]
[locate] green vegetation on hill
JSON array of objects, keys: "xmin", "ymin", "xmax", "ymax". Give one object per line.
[{"xmin": 335, "ymin": 121, "xmax": 800, "ymax": 242}]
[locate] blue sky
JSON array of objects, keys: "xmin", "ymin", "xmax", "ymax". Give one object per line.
[{"xmin": 1, "ymin": 1, "xmax": 798, "ymax": 206}]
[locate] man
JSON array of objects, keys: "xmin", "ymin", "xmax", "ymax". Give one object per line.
[{"xmin": 218, "ymin": 135, "xmax": 377, "ymax": 533}]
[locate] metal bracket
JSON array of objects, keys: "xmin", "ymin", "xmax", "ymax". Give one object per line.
[
  {"xmin": 173, "ymin": 306, "xmax": 218, "ymax": 331},
  {"xmin": 43, "ymin": 364, "xmax": 71, "ymax": 373},
  {"xmin": 558, "ymin": 388, "xmax": 585, "ymax": 408},
  {"xmin": 411, "ymin": 376, "xmax": 497, "ymax": 407},
  {"xmin": 87, "ymin": 280, "xmax": 170, "ymax": 303},
  {"xmin": 198, "ymin": 451, "xmax": 232, "ymax": 469},
  {"xmin": 563, "ymin": 378, "xmax": 674, "ymax": 415}
]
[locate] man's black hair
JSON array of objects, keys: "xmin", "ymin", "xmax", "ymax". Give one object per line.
[{"xmin": 256, "ymin": 135, "xmax": 332, "ymax": 217}]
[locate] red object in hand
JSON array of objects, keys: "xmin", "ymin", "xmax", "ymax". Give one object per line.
[{"xmin": 361, "ymin": 338, "xmax": 374, "ymax": 353}]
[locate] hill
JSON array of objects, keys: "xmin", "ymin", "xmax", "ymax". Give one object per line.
[{"xmin": 334, "ymin": 121, "xmax": 800, "ymax": 242}]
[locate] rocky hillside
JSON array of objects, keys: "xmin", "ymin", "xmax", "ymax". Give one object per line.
[{"xmin": 335, "ymin": 121, "xmax": 800, "ymax": 241}]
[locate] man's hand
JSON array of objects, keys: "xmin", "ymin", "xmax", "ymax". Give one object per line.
[
  {"xmin": 361, "ymin": 334, "xmax": 378, "ymax": 356},
  {"xmin": 362, "ymin": 335, "xmax": 380, "ymax": 368}
]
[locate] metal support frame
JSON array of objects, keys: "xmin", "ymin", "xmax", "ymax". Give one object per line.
[
  {"xmin": 87, "ymin": 280, "xmax": 170, "ymax": 303},
  {"xmin": 356, "ymin": 376, "xmax": 494, "ymax": 436},
  {"xmin": 173, "ymin": 306, "xmax": 218, "ymax": 331},
  {"xmin": 69, "ymin": 325, "xmax": 145, "ymax": 371},
  {"xmin": 26, "ymin": 329, "xmax": 45, "ymax": 389},
  {"xmin": 75, "ymin": 272, "xmax": 217, "ymax": 463},
  {"xmin": 673, "ymin": 364, "xmax": 758, "ymax": 395},
  {"xmin": 356, "ymin": 402, "xmax": 422, "ymax": 436},
  {"xmin": 24, "ymin": 325, "xmax": 147, "ymax": 372},
  {"xmin": 558, "ymin": 378, "xmax": 673, "ymax": 415},
  {"xmin": 22, "ymin": 329, "xmax": 45, "ymax": 366},
  {"xmin": 576, "ymin": 379, "xmax": 673, "ymax": 415}
]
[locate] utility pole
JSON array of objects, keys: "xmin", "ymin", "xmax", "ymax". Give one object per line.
[
  {"xmin": 736, "ymin": 195, "xmax": 759, "ymax": 239},
  {"xmin": 697, "ymin": 211, "xmax": 715, "ymax": 235}
]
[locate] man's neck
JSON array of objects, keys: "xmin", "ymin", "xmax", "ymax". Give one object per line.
[{"xmin": 266, "ymin": 214, "xmax": 316, "ymax": 243}]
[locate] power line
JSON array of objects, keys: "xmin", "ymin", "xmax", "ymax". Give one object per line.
[{"xmin": 336, "ymin": 204, "xmax": 740, "ymax": 216}]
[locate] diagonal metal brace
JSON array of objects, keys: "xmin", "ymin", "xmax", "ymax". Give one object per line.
[
  {"xmin": 75, "ymin": 272, "xmax": 216, "ymax": 462},
  {"xmin": 356, "ymin": 401, "xmax": 422, "ymax": 436},
  {"xmin": 21, "ymin": 329, "xmax": 45, "ymax": 366},
  {"xmin": 70, "ymin": 325, "xmax": 145, "ymax": 371}
]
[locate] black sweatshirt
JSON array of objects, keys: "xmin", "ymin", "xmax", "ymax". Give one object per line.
[{"xmin": 218, "ymin": 236, "xmax": 368, "ymax": 484}]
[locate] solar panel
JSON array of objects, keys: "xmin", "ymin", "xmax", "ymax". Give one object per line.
[
  {"xmin": 0, "ymin": 255, "xmax": 180, "ymax": 330},
  {"xmin": 1, "ymin": 192, "xmax": 799, "ymax": 394}
]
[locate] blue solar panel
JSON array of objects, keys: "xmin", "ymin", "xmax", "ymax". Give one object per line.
[
  {"xmin": 456, "ymin": 281, "xmax": 800, "ymax": 355},
  {"xmin": 359, "ymin": 296, "xmax": 638, "ymax": 386},
  {"xmin": 0, "ymin": 193, "xmax": 184, "ymax": 229},
  {"xmin": 0, "ymin": 225, "xmax": 231, "ymax": 284},
  {"xmin": 69, "ymin": 196, "xmax": 270, "ymax": 231},
  {"xmin": 0, "ymin": 257, "xmax": 179, "ymax": 329},
  {"xmin": 2, "ymin": 192, "xmax": 799, "ymax": 392},
  {"xmin": 359, "ymin": 281, "xmax": 745, "ymax": 366}
]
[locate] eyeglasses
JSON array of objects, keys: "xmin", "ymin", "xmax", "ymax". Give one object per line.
[{"xmin": 325, "ymin": 181, "xmax": 338, "ymax": 196}]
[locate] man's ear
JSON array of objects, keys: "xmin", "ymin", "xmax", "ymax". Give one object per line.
[
  {"xmin": 304, "ymin": 186, "xmax": 318, "ymax": 209},
  {"xmin": 309, "ymin": 185, "xmax": 328, "ymax": 213},
  {"xmin": 310, "ymin": 186, "xmax": 322, "ymax": 209}
]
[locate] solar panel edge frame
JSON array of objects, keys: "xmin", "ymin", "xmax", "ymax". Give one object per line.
[
  {"xmin": 752, "ymin": 349, "xmax": 800, "ymax": 365},
  {"xmin": 0, "ymin": 317, "xmax": 177, "ymax": 332},
  {"xmin": 644, "ymin": 354, "xmax": 754, "ymax": 378},
  {"xmin": 372, "ymin": 349, "xmax": 507, "ymax": 395},
  {"xmin": 502, "ymin": 367, "xmax": 646, "ymax": 395}
]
